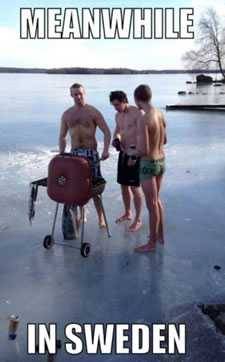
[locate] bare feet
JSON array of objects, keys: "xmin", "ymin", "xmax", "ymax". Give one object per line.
[
  {"xmin": 134, "ymin": 242, "xmax": 156, "ymax": 253},
  {"xmin": 129, "ymin": 220, "xmax": 142, "ymax": 232},
  {"xmin": 115, "ymin": 213, "xmax": 132, "ymax": 224}
]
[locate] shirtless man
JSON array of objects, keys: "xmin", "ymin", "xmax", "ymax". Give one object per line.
[
  {"xmin": 134, "ymin": 84, "xmax": 166, "ymax": 252},
  {"xmin": 59, "ymin": 83, "xmax": 111, "ymax": 228},
  {"xmin": 110, "ymin": 91, "xmax": 143, "ymax": 232}
]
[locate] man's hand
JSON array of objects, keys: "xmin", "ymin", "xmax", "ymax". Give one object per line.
[
  {"xmin": 101, "ymin": 150, "xmax": 110, "ymax": 160},
  {"xmin": 112, "ymin": 138, "xmax": 121, "ymax": 152},
  {"xmin": 94, "ymin": 108, "xmax": 111, "ymax": 159}
]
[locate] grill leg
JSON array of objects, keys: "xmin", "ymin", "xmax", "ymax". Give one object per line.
[
  {"xmin": 80, "ymin": 206, "xmax": 85, "ymax": 246},
  {"xmin": 51, "ymin": 203, "xmax": 59, "ymax": 238}
]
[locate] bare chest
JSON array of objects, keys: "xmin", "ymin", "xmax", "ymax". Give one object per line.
[
  {"xmin": 67, "ymin": 110, "xmax": 95, "ymax": 129},
  {"xmin": 118, "ymin": 114, "xmax": 137, "ymax": 133}
]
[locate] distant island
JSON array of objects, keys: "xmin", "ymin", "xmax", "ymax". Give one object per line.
[{"xmin": 0, "ymin": 67, "xmax": 224, "ymax": 75}]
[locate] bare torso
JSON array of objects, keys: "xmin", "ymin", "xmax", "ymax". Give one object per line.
[
  {"xmin": 143, "ymin": 108, "xmax": 166, "ymax": 160},
  {"xmin": 63, "ymin": 104, "xmax": 98, "ymax": 149},
  {"xmin": 116, "ymin": 106, "xmax": 142, "ymax": 152}
]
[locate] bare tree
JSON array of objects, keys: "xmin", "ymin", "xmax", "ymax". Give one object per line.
[{"xmin": 183, "ymin": 8, "xmax": 225, "ymax": 80}]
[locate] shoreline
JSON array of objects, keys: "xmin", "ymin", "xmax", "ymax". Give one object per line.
[{"xmin": 0, "ymin": 67, "xmax": 224, "ymax": 75}]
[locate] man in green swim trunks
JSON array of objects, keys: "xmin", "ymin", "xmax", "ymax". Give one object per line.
[{"xmin": 134, "ymin": 84, "xmax": 167, "ymax": 252}]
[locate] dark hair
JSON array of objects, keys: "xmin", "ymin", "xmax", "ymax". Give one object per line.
[
  {"xmin": 109, "ymin": 91, "xmax": 128, "ymax": 104},
  {"xmin": 134, "ymin": 85, "xmax": 152, "ymax": 102},
  {"xmin": 70, "ymin": 83, "xmax": 83, "ymax": 89}
]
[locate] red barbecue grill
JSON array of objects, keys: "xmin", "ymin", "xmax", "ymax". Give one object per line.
[{"xmin": 29, "ymin": 153, "xmax": 111, "ymax": 257}]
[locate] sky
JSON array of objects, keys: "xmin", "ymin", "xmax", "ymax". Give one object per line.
[{"xmin": 0, "ymin": 0, "xmax": 225, "ymax": 69}]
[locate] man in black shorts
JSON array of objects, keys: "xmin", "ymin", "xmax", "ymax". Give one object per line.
[{"xmin": 110, "ymin": 91, "xmax": 143, "ymax": 232}]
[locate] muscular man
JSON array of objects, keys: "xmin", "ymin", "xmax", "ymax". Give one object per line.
[
  {"xmin": 134, "ymin": 84, "xmax": 166, "ymax": 252},
  {"xmin": 59, "ymin": 83, "xmax": 111, "ymax": 228},
  {"xmin": 110, "ymin": 91, "xmax": 143, "ymax": 232}
]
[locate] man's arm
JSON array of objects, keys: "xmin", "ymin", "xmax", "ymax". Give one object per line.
[
  {"xmin": 162, "ymin": 113, "xmax": 167, "ymax": 145},
  {"xmin": 94, "ymin": 109, "xmax": 111, "ymax": 160},
  {"xmin": 58, "ymin": 114, "xmax": 68, "ymax": 153},
  {"xmin": 113, "ymin": 114, "xmax": 121, "ymax": 141},
  {"xmin": 137, "ymin": 115, "xmax": 149, "ymax": 157}
]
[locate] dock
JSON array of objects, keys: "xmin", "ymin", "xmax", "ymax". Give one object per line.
[{"xmin": 166, "ymin": 104, "xmax": 225, "ymax": 111}]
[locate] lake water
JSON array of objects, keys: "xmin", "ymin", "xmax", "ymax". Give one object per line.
[{"xmin": 0, "ymin": 73, "xmax": 225, "ymax": 228}]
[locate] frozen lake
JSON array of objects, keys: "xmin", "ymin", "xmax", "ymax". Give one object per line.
[{"xmin": 0, "ymin": 74, "xmax": 225, "ymax": 361}]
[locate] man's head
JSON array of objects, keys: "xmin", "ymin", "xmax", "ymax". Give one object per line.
[
  {"xmin": 134, "ymin": 84, "xmax": 152, "ymax": 109},
  {"xmin": 70, "ymin": 83, "xmax": 85, "ymax": 106},
  {"xmin": 109, "ymin": 91, "xmax": 128, "ymax": 112}
]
